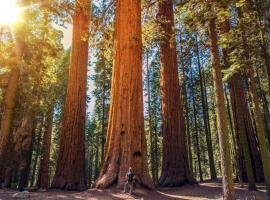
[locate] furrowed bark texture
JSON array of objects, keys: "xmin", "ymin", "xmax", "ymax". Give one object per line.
[
  {"xmin": 51, "ymin": 0, "xmax": 90, "ymax": 191},
  {"xmin": 158, "ymin": 0, "xmax": 194, "ymax": 187},
  {"xmin": 95, "ymin": 0, "xmax": 153, "ymax": 189},
  {"xmin": 209, "ymin": 18, "xmax": 235, "ymax": 200}
]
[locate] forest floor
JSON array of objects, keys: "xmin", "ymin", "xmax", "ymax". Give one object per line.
[{"xmin": 0, "ymin": 181, "xmax": 268, "ymax": 200}]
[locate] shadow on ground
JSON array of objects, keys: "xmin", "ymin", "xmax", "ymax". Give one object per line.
[{"xmin": 0, "ymin": 181, "xmax": 267, "ymax": 200}]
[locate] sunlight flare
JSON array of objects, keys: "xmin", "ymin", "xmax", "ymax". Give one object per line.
[{"xmin": 0, "ymin": 0, "xmax": 21, "ymax": 25}]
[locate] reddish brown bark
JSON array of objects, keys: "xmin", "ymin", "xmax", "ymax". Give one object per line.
[
  {"xmin": 36, "ymin": 105, "xmax": 54, "ymax": 189},
  {"xmin": 95, "ymin": 0, "xmax": 153, "ymax": 189},
  {"xmin": 51, "ymin": 0, "xmax": 90, "ymax": 191},
  {"xmin": 221, "ymin": 18, "xmax": 264, "ymax": 184},
  {"xmin": 157, "ymin": 0, "xmax": 194, "ymax": 186},
  {"xmin": 229, "ymin": 73, "xmax": 256, "ymax": 190},
  {"xmin": 238, "ymin": 8, "xmax": 270, "ymax": 195}
]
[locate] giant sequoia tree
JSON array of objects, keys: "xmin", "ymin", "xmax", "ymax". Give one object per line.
[
  {"xmin": 157, "ymin": 0, "xmax": 194, "ymax": 186},
  {"xmin": 95, "ymin": 0, "xmax": 153, "ymax": 189},
  {"xmin": 51, "ymin": 0, "xmax": 90, "ymax": 191}
]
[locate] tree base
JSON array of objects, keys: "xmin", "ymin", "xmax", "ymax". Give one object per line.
[
  {"xmin": 51, "ymin": 178, "xmax": 87, "ymax": 191},
  {"xmin": 158, "ymin": 171, "xmax": 196, "ymax": 187}
]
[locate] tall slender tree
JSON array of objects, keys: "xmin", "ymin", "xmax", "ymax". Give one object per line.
[
  {"xmin": 208, "ymin": 17, "xmax": 235, "ymax": 199},
  {"xmin": 36, "ymin": 104, "xmax": 54, "ymax": 189}
]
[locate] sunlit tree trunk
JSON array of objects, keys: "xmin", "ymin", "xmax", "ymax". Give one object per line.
[
  {"xmin": 209, "ymin": 18, "xmax": 235, "ymax": 200},
  {"xmin": 51, "ymin": 0, "xmax": 90, "ymax": 191},
  {"xmin": 94, "ymin": 0, "xmax": 153, "ymax": 189}
]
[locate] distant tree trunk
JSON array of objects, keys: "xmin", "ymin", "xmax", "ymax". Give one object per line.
[
  {"xmin": 30, "ymin": 117, "xmax": 45, "ymax": 187},
  {"xmin": 146, "ymin": 51, "xmax": 156, "ymax": 184},
  {"xmin": 16, "ymin": 63, "xmax": 43, "ymax": 189},
  {"xmin": 190, "ymin": 65, "xmax": 203, "ymax": 182},
  {"xmin": 15, "ymin": 116, "xmax": 35, "ymax": 189},
  {"xmin": 153, "ymin": 98, "xmax": 159, "ymax": 183},
  {"xmin": 51, "ymin": 0, "xmax": 90, "ymax": 191},
  {"xmin": 36, "ymin": 105, "xmax": 54, "ymax": 189},
  {"xmin": 180, "ymin": 46, "xmax": 193, "ymax": 176},
  {"xmin": 195, "ymin": 35, "xmax": 217, "ymax": 180},
  {"xmin": 157, "ymin": 0, "xmax": 194, "ymax": 187},
  {"xmin": 94, "ymin": 0, "xmax": 153, "ymax": 189},
  {"xmin": 94, "ymin": 134, "xmax": 100, "ymax": 180},
  {"xmin": 101, "ymin": 65, "xmax": 106, "ymax": 162},
  {"xmin": 208, "ymin": 18, "xmax": 235, "ymax": 200}
]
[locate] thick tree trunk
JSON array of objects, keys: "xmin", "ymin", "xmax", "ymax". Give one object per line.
[
  {"xmin": 157, "ymin": 0, "xmax": 194, "ymax": 187},
  {"xmin": 229, "ymin": 70, "xmax": 264, "ymax": 184},
  {"xmin": 94, "ymin": 0, "xmax": 153, "ymax": 189},
  {"xmin": 229, "ymin": 74, "xmax": 256, "ymax": 190},
  {"xmin": 36, "ymin": 105, "xmax": 53, "ymax": 189},
  {"xmin": 0, "ymin": 67, "xmax": 20, "ymax": 181},
  {"xmin": 208, "ymin": 18, "xmax": 235, "ymax": 200},
  {"xmin": 51, "ymin": 0, "xmax": 90, "ymax": 191}
]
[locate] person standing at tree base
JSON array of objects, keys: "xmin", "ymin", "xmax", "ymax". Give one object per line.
[{"xmin": 124, "ymin": 167, "xmax": 135, "ymax": 195}]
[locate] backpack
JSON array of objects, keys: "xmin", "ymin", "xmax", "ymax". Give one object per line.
[{"xmin": 127, "ymin": 171, "xmax": 134, "ymax": 183}]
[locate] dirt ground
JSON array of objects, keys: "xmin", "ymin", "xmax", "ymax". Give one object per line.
[{"xmin": 0, "ymin": 181, "xmax": 268, "ymax": 200}]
